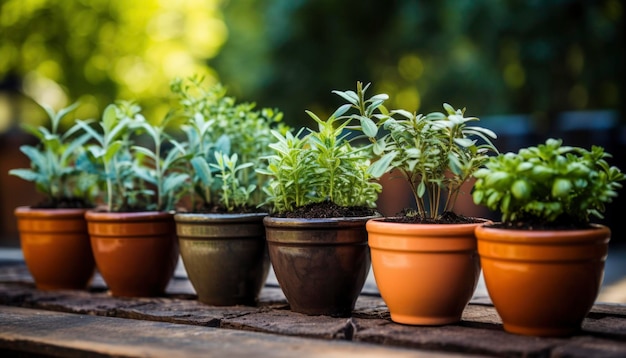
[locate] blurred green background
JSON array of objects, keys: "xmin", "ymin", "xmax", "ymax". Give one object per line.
[{"xmin": 0, "ymin": 0, "xmax": 624, "ymax": 245}]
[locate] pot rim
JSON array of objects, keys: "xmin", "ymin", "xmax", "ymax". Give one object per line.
[
  {"xmin": 264, "ymin": 215, "xmax": 380, "ymax": 229},
  {"xmin": 367, "ymin": 217, "xmax": 489, "ymax": 235},
  {"xmin": 15, "ymin": 206, "xmax": 90, "ymax": 219},
  {"xmin": 85, "ymin": 210, "xmax": 173, "ymax": 222},
  {"xmin": 475, "ymin": 223, "xmax": 610, "ymax": 244},
  {"xmin": 174, "ymin": 212, "xmax": 268, "ymax": 223}
]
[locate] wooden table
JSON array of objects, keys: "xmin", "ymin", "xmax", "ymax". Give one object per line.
[{"xmin": 1, "ymin": 250, "xmax": 625, "ymax": 357}]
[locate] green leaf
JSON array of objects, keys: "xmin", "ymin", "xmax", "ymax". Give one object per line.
[
  {"xmin": 332, "ymin": 90, "xmax": 358, "ymax": 105},
  {"xmin": 367, "ymin": 152, "xmax": 396, "ymax": 178},
  {"xmin": 104, "ymin": 141, "xmax": 124, "ymax": 163},
  {"xmin": 511, "ymin": 179, "xmax": 531, "ymax": 199},
  {"xmin": 9, "ymin": 169, "xmax": 39, "ymax": 182},
  {"xmin": 191, "ymin": 157, "xmax": 213, "ymax": 186},
  {"xmin": 332, "ymin": 104, "xmax": 351, "ymax": 118},
  {"xmin": 359, "ymin": 116, "xmax": 378, "ymax": 138},
  {"xmin": 552, "ymin": 178, "xmax": 572, "ymax": 198}
]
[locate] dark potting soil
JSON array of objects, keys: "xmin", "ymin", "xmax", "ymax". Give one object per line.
[
  {"xmin": 273, "ymin": 201, "xmax": 379, "ymax": 219},
  {"xmin": 383, "ymin": 210, "xmax": 483, "ymax": 224},
  {"xmin": 489, "ymin": 217, "xmax": 594, "ymax": 231},
  {"xmin": 32, "ymin": 197, "xmax": 94, "ymax": 209}
]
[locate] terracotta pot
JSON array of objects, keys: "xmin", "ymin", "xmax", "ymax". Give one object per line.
[
  {"xmin": 475, "ymin": 224, "xmax": 610, "ymax": 337},
  {"xmin": 174, "ymin": 213, "xmax": 270, "ymax": 306},
  {"xmin": 264, "ymin": 216, "xmax": 375, "ymax": 317},
  {"xmin": 14, "ymin": 207, "xmax": 95, "ymax": 290},
  {"xmin": 85, "ymin": 211, "xmax": 179, "ymax": 297},
  {"xmin": 367, "ymin": 218, "xmax": 483, "ymax": 325}
]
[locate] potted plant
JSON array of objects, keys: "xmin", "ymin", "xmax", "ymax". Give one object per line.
[
  {"xmin": 170, "ymin": 76, "xmax": 286, "ymax": 306},
  {"xmin": 258, "ymin": 83, "xmax": 383, "ymax": 317},
  {"xmin": 358, "ymin": 84, "xmax": 498, "ymax": 325},
  {"xmin": 10, "ymin": 102, "xmax": 98, "ymax": 290},
  {"xmin": 77, "ymin": 101, "xmax": 188, "ymax": 297},
  {"xmin": 472, "ymin": 138, "xmax": 625, "ymax": 336}
]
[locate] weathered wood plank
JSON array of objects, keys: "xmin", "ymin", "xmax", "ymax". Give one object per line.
[{"xmin": 0, "ymin": 306, "xmax": 454, "ymax": 358}]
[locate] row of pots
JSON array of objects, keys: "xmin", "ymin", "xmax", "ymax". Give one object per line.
[{"xmin": 15, "ymin": 207, "xmax": 610, "ymax": 337}]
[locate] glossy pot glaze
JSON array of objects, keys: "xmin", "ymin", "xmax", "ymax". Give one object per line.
[
  {"xmin": 15, "ymin": 207, "xmax": 95, "ymax": 290},
  {"xmin": 367, "ymin": 218, "xmax": 483, "ymax": 325},
  {"xmin": 174, "ymin": 213, "xmax": 270, "ymax": 306},
  {"xmin": 475, "ymin": 224, "xmax": 610, "ymax": 337},
  {"xmin": 264, "ymin": 216, "xmax": 375, "ymax": 317},
  {"xmin": 85, "ymin": 211, "xmax": 179, "ymax": 297}
]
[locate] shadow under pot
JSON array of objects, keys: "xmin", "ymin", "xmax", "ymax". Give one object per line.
[
  {"xmin": 263, "ymin": 215, "xmax": 375, "ymax": 317},
  {"xmin": 14, "ymin": 206, "xmax": 95, "ymax": 290},
  {"xmin": 85, "ymin": 211, "xmax": 179, "ymax": 297},
  {"xmin": 174, "ymin": 212, "xmax": 270, "ymax": 306}
]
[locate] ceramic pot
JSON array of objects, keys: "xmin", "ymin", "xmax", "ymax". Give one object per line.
[
  {"xmin": 264, "ymin": 216, "xmax": 375, "ymax": 317},
  {"xmin": 85, "ymin": 211, "xmax": 179, "ymax": 297},
  {"xmin": 367, "ymin": 218, "xmax": 483, "ymax": 325},
  {"xmin": 475, "ymin": 224, "xmax": 610, "ymax": 337},
  {"xmin": 14, "ymin": 206, "xmax": 95, "ymax": 290},
  {"xmin": 174, "ymin": 213, "xmax": 270, "ymax": 306}
]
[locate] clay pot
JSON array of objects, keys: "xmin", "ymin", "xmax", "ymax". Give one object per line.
[
  {"xmin": 85, "ymin": 211, "xmax": 179, "ymax": 297},
  {"xmin": 174, "ymin": 213, "xmax": 270, "ymax": 306},
  {"xmin": 367, "ymin": 218, "xmax": 483, "ymax": 325},
  {"xmin": 264, "ymin": 216, "xmax": 375, "ymax": 317},
  {"xmin": 14, "ymin": 207, "xmax": 95, "ymax": 290},
  {"xmin": 475, "ymin": 224, "xmax": 610, "ymax": 337}
]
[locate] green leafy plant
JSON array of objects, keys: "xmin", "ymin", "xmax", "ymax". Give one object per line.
[
  {"xmin": 353, "ymin": 82, "xmax": 498, "ymax": 221},
  {"xmin": 77, "ymin": 101, "xmax": 188, "ymax": 212},
  {"xmin": 472, "ymin": 138, "xmax": 625, "ymax": 228},
  {"xmin": 170, "ymin": 76, "xmax": 286, "ymax": 212},
  {"xmin": 9, "ymin": 102, "xmax": 98, "ymax": 208},
  {"xmin": 258, "ymin": 83, "xmax": 383, "ymax": 215}
]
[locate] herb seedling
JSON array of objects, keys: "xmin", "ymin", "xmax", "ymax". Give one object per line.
[
  {"xmin": 473, "ymin": 138, "xmax": 625, "ymax": 227},
  {"xmin": 10, "ymin": 102, "xmax": 98, "ymax": 208}
]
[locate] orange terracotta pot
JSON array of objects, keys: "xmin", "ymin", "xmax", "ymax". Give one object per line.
[
  {"xmin": 85, "ymin": 211, "xmax": 179, "ymax": 297},
  {"xmin": 14, "ymin": 206, "xmax": 95, "ymax": 290},
  {"xmin": 367, "ymin": 218, "xmax": 483, "ymax": 325},
  {"xmin": 475, "ymin": 224, "xmax": 610, "ymax": 337}
]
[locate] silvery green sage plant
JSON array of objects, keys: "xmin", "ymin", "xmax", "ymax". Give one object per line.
[
  {"xmin": 77, "ymin": 101, "xmax": 188, "ymax": 212},
  {"xmin": 258, "ymin": 82, "xmax": 384, "ymax": 216},
  {"xmin": 9, "ymin": 102, "xmax": 98, "ymax": 208},
  {"xmin": 356, "ymin": 84, "xmax": 498, "ymax": 221},
  {"xmin": 472, "ymin": 138, "xmax": 625, "ymax": 229},
  {"xmin": 170, "ymin": 76, "xmax": 286, "ymax": 212}
]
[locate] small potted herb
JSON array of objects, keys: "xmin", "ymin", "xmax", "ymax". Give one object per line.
[
  {"xmin": 10, "ymin": 102, "xmax": 98, "ymax": 290},
  {"xmin": 358, "ymin": 85, "xmax": 498, "ymax": 325},
  {"xmin": 472, "ymin": 138, "xmax": 625, "ymax": 337},
  {"xmin": 170, "ymin": 76, "xmax": 286, "ymax": 306},
  {"xmin": 77, "ymin": 101, "xmax": 187, "ymax": 297},
  {"xmin": 258, "ymin": 83, "xmax": 383, "ymax": 317}
]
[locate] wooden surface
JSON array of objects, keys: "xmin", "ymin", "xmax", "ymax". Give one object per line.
[{"xmin": 1, "ymin": 253, "xmax": 626, "ymax": 357}]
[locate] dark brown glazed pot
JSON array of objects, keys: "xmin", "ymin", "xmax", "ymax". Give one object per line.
[
  {"xmin": 85, "ymin": 211, "xmax": 179, "ymax": 297},
  {"xmin": 174, "ymin": 213, "xmax": 270, "ymax": 306},
  {"xmin": 264, "ymin": 216, "xmax": 376, "ymax": 317},
  {"xmin": 14, "ymin": 207, "xmax": 95, "ymax": 290}
]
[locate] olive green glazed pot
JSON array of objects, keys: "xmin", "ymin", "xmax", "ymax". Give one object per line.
[
  {"xmin": 174, "ymin": 213, "xmax": 270, "ymax": 306},
  {"xmin": 264, "ymin": 215, "xmax": 376, "ymax": 317}
]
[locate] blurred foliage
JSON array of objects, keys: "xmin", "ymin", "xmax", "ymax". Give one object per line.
[
  {"xmin": 0, "ymin": 0, "xmax": 226, "ymax": 126},
  {"xmin": 0, "ymin": 0, "xmax": 622, "ymax": 131},
  {"xmin": 212, "ymin": 0, "xmax": 623, "ymax": 129}
]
